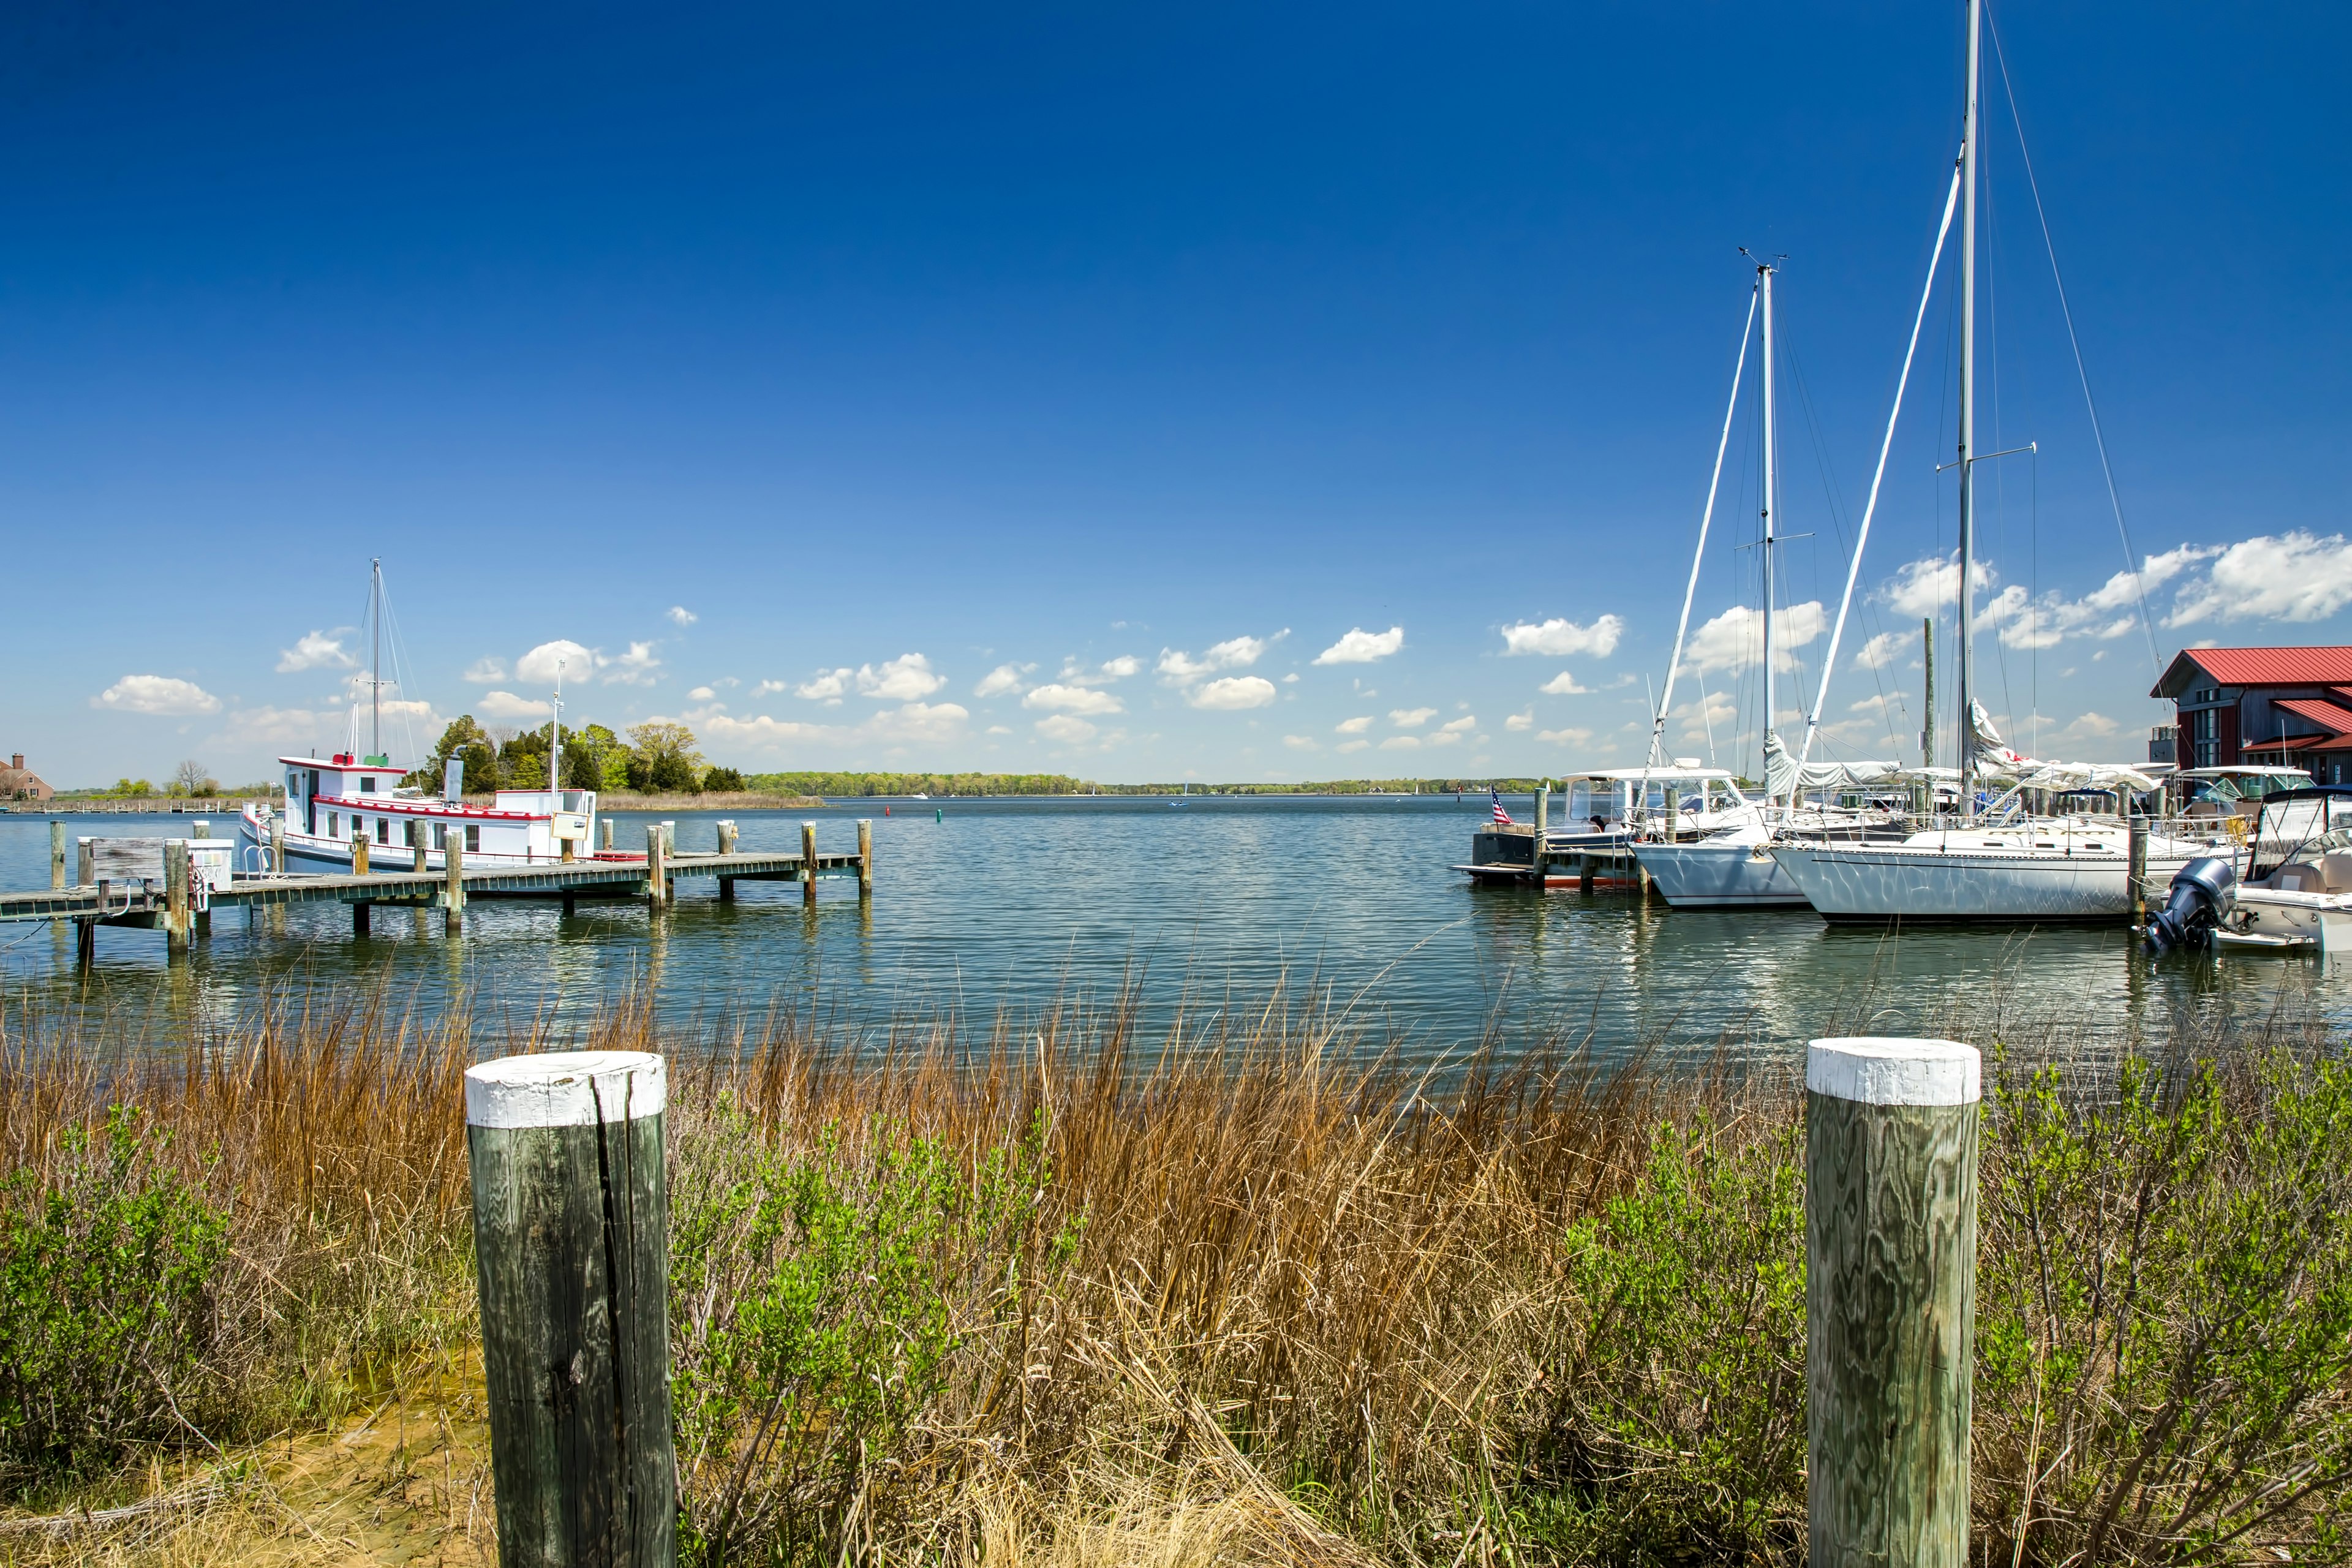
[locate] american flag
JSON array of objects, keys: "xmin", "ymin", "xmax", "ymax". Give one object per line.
[{"xmin": 1490, "ymin": 786, "xmax": 1515, "ymax": 826}]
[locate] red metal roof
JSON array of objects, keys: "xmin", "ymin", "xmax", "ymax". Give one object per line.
[
  {"xmin": 2245, "ymin": 731, "xmax": 2352, "ymax": 753},
  {"xmin": 2152, "ymin": 646, "xmax": 2352, "ymax": 698},
  {"xmin": 2271, "ymin": 698, "xmax": 2352, "ymax": 734}
]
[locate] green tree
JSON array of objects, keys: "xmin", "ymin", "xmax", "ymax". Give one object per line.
[
  {"xmin": 407, "ymin": 717, "xmax": 500, "ymax": 795},
  {"xmin": 561, "ymin": 723, "xmax": 628, "ymax": 793},
  {"xmin": 702, "ymin": 765, "xmax": 747, "ymax": 792},
  {"xmin": 626, "ymin": 722, "xmax": 703, "ymax": 793}
]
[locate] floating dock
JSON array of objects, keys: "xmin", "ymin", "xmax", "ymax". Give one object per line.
[
  {"xmin": 1453, "ymin": 823, "xmax": 1646, "ymax": 892},
  {"xmin": 1, "ymin": 818, "xmax": 875, "ymax": 964}
]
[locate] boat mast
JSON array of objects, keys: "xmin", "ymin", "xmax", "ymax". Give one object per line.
[
  {"xmin": 370, "ymin": 557, "xmax": 382, "ymax": 759},
  {"xmin": 1758, "ymin": 259, "xmax": 1779, "ymax": 794},
  {"xmin": 550, "ymin": 658, "xmax": 565, "ymax": 794},
  {"xmin": 1956, "ymin": 0, "xmax": 1981, "ymax": 810}
]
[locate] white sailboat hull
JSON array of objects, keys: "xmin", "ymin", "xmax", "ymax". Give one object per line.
[
  {"xmin": 1633, "ymin": 840, "xmax": 1811, "ymax": 908},
  {"xmin": 1771, "ymin": 842, "xmax": 2196, "ymax": 923}
]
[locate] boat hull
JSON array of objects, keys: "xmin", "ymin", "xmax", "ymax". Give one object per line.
[
  {"xmin": 1632, "ymin": 841, "xmax": 1811, "ymax": 908},
  {"xmin": 1771, "ymin": 843, "xmax": 2195, "ymax": 924}
]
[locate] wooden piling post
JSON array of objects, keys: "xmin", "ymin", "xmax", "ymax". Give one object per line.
[
  {"xmin": 1806, "ymin": 1037, "xmax": 1980, "ymax": 1568},
  {"xmin": 445, "ymin": 833, "xmax": 466, "ymax": 933},
  {"xmin": 2128, "ymin": 815, "xmax": 2150, "ymax": 927},
  {"xmin": 415, "ymin": 840, "xmax": 430, "ymax": 875},
  {"xmin": 801, "ymin": 821, "xmax": 817, "ymax": 904},
  {"xmin": 164, "ymin": 841, "xmax": 191, "ymax": 957},
  {"xmin": 466, "ymin": 1052, "xmax": 675, "ymax": 1568},
  {"xmin": 75, "ymin": 917, "xmax": 96, "ymax": 966},
  {"xmin": 601, "ymin": 817, "xmax": 614, "ymax": 853},
  {"xmin": 50, "ymin": 821, "xmax": 66, "ymax": 890},
  {"xmin": 858, "ymin": 818, "xmax": 873, "ymax": 898},
  {"xmin": 1534, "ymin": 785, "xmax": 1550, "ymax": 888},
  {"xmin": 77, "ymin": 837, "xmax": 93, "ymax": 887},
  {"xmin": 270, "ymin": 816, "xmax": 286, "ymax": 875},
  {"xmin": 354, "ymin": 899, "xmax": 371, "ymax": 936},
  {"xmin": 717, "ymin": 820, "xmax": 737, "ymax": 855},
  {"xmin": 353, "ymin": 829, "xmax": 371, "ymax": 876},
  {"xmin": 646, "ymin": 824, "xmax": 668, "ymax": 910}
]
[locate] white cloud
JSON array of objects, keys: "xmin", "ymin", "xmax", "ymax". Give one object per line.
[
  {"xmin": 1023, "ymin": 684, "xmax": 1124, "ymax": 715},
  {"xmin": 463, "ymin": 657, "xmax": 508, "ymax": 684},
  {"xmin": 1336, "ymin": 739, "xmax": 1370, "ymax": 753},
  {"xmin": 1389, "ymin": 707, "xmax": 1437, "ymax": 728},
  {"xmin": 1883, "ymin": 556, "xmax": 1992, "ymax": 619},
  {"xmin": 478, "ymin": 690, "xmax": 554, "ymax": 720},
  {"xmin": 606, "ymin": 640, "xmax": 662, "ymax": 686},
  {"xmin": 752, "ymin": 678, "xmax": 792, "ymax": 697},
  {"xmin": 1313, "ymin": 626, "xmax": 1404, "ymax": 665},
  {"xmin": 1056, "ymin": 655, "xmax": 1141, "ymax": 687},
  {"xmin": 1035, "ymin": 714, "xmax": 1098, "ymax": 744},
  {"xmin": 2168, "ymin": 532, "xmax": 2352, "ymax": 625},
  {"xmin": 986, "ymin": 724, "xmax": 1013, "ymax": 735},
  {"xmin": 2060, "ymin": 710, "xmax": 2121, "ymax": 739},
  {"xmin": 92, "ymin": 675, "xmax": 221, "ymax": 716},
  {"xmin": 695, "ymin": 700, "xmax": 971, "ymax": 752},
  {"xmin": 1335, "ymin": 715, "xmax": 1374, "ymax": 734},
  {"xmin": 688, "ymin": 685, "xmax": 717, "ymax": 701},
  {"xmin": 1379, "ymin": 735, "xmax": 1422, "ymax": 750},
  {"xmin": 518, "ymin": 639, "xmax": 595, "ymax": 685},
  {"xmin": 1281, "ymin": 673, "xmax": 1300, "ymax": 684},
  {"xmin": 1282, "ymin": 734, "xmax": 1319, "ymax": 750},
  {"xmin": 1504, "ymin": 709, "xmax": 1534, "ymax": 732},
  {"xmin": 1537, "ymin": 726, "xmax": 1594, "ymax": 745},
  {"xmin": 1189, "ymin": 676, "xmax": 1278, "ymax": 710},
  {"xmin": 666, "ymin": 605, "xmax": 698, "ymax": 627},
  {"xmin": 867, "ymin": 701, "xmax": 970, "ymax": 743},
  {"xmin": 1855, "ymin": 628, "xmax": 1918, "ymax": 671},
  {"xmin": 1684, "ymin": 601, "xmax": 1827, "ymax": 674},
  {"xmin": 1677, "ymin": 690, "xmax": 1737, "ymax": 742},
  {"xmin": 276, "ymin": 630, "xmax": 355, "ymax": 673},
  {"xmin": 1429, "ymin": 716, "xmax": 1476, "ymax": 748},
  {"xmin": 1158, "ymin": 631, "xmax": 1286, "ymax": 682},
  {"xmin": 858, "ymin": 653, "xmax": 946, "ymax": 701},
  {"xmin": 974, "ymin": 662, "xmax": 1031, "ymax": 698},
  {"xmin": 1540, "ymin": 671, "xmax": 1590, "ymax": 695},
  {"xmin": 796, "ymin": 669, "xmax": 850, "ymax": 701},
  {"xmin": 1500, "ymin": 614, "xmax": 1623, "ymax": 658}
]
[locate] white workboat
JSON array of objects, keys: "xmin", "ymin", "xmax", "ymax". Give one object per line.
[
  {"xmin": 241, "ymin": 756, "xmax": 598, "ymax": 875},
  {"xmin": 235, "ymin": 560, "xmax": 601, "ymax": 875},
  {"xmin": 1770, "ymin": 816, "xmax": 2223, "ymax": 923}
]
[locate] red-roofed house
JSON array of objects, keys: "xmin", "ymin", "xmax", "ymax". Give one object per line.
[{"xmin": 2150, "ymin": 647, "xmax": 2352, "ymax": 780}]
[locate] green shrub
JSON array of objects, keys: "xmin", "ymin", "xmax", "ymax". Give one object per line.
[
  {"xmin": 1542, "ymin": 1115, "xmax": 1809, "ymax": 1562},
  {"xmin": 0, "ymin": 1106, "xmax": 230, "ymax": 1488},
  {"xmin": 668, "ymin": 1104, "xmax": 1075, "ymax": 1567}
]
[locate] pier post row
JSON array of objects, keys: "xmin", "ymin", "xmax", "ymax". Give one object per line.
[
  {"xmin": 1805, "ymin": 1037, "xmax": 1980, "ymax": 1568},
  {"xmin": 466, "ymin": 1052, "xmax": 674, "ymax": 1568}
]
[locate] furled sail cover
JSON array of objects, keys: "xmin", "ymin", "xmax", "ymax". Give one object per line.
[
  {"xmin": 1763, "ymin": 729, "xmax": 1901, "ymax": 798},
  {"xmin": 1964, "ymin": 701, "xmax": 2159, "ymax": 793}
]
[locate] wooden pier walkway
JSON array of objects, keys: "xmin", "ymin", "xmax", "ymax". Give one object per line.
[{"xmin": 1, "ymin": 819, "xmax": 876, "ymax": 963}]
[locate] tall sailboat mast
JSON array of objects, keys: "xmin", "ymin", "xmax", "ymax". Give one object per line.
[
  {"xmin": 1758, "ymin": 259, "xmax": 1779, "ymax": 792},
  {"xmin": 1955, "ymin": 0, "xmax": 1981, "ymax": 810},
  {"xmin": 369, "ymin": 557, "xmax": 383, "ymax": 759}
]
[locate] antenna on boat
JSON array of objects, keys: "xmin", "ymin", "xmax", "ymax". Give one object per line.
[
  {"xmin": 550, "ymin": 658, "xmax": 565, "ymax": 794},
  {"xmin": 370, "ymin": 557, "xmax": 383, "ymax": 760}
]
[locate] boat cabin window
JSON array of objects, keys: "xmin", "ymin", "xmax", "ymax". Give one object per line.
[
  {"xmin": 431, "ymin": 824, "xmax": 446, "ymax": 850},
  {"xmin": 375, "ymin": 818, "xmax": 389, "ymax": 844},
  {"xmin": 359, "ymin": 777, "xmax": 377, "ymax": 794},
  {"xmin": 327, "ymin": 812, "xmax": 339, "ymax": 840},
  {"xmin": 466, "ymin": 825, "xmax": 480, "ymax": 853}
]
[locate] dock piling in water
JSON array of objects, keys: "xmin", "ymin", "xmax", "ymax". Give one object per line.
[
  {"xmin": 352, "ymin": 829, "xmax": 371, "ymax": 877},
  {"xmin": 801, "ymin": 821, "xmax": 817, "ymax": 904},
  {"xmin": 50, "ymin": 821, "xmax": 65, "ymax": 890},
  {"xmin": 600, "ymin": 817, "xmax": 614, "ymax": 853},
  {"xmin": 1806, "ymin": 1036, "xmax": 1979, "ymax": 1568},
  {"xmin": 466, "ymin": 1051, "xmax": 674, "ymax": 1568},
  {"xmin": 163, "ymin": 842, "xmax": 191, "ymax": 957},
  {"xmin": 858, "ymin": 818, "xmax": 873, "ymax": 897},
  {"xmin": 445, "ymin": 834, "xmax": 466, "ymax": 932},
  {"xmin": 645, "ymin": 824, "xmax": 668, "ymax": 909}
]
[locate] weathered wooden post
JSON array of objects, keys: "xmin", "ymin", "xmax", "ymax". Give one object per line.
[
  {"xmin": 857, "ymin": 818, "xmax": 873, "ymax": 899},
  {"xmin": 1533, "ymin": 785, "xmax": 1550, "ymax": 888},
  {"xmin": 77, "ymin": 837, "xmax": 93, "ymax": 887},
  {"xmin": 2127, "ymin": 815, "xmax": 2150, "ymax": 927},
  {"xmin": 352, "ymin": 827, "xmax": 371, "ymax": 876},
  {"xmin": 601, "ymin": 817, "xmax": 615, "ymax": 853},
  {"xmin": 50, "ymin": 821, "xmax": 65, "ymax": 890},
  {"xmin": 645, "ymin": 824, "xmax": 668, "ymax": 910},
  {"xmin": 1807, "ymin": 1036, "xmax": 1980, "ymax": 1568},
  {"xmin": 466, "ymin": 1052, "xmax": 675, "ymax": 1568},
  {"xmin": 164, "ymin": 841, "xmax": 192, "ymax": 957},
  {"xmin": 269, "ymin": 815, "xmax": 286, "ymax": 875},
  {"xmin": 444, "ymin": 832, "xmax": 466, "ymax": 933},
  {"xmin": 801, "ymin": 820, "xmax": 818, "ymax": 905},
  {"xmin": 415, "ymin": 839, "xmax": 430, "ymax": 874},
  {"xmin": 717, "ymin": 820, "xmax": 737, "ymax": 854}
]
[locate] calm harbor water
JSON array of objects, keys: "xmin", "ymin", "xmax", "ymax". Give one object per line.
[{"xmin": 1, "ymin": 796, "xmax": 2337, "ymax": 1061}]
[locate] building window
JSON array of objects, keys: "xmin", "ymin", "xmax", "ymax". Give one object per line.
[
  {"xmin": 375, "ymin": 818, "xmax": 388, "ymax": 844},
  {"xmin": 328, "ymin": 812, "xmax": 339, "ymax": 839},
  {"xmin": 466, "ymin": 825, "xmax": 480, "ymax": 853}
]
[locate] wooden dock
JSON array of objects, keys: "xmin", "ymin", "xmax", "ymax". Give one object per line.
[{"xmin": 2, "ymin": 819, "xmax": 875, "ymax": 964}]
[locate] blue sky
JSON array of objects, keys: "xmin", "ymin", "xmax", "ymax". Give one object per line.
[{"xmin": 7, "ymin": 2, "xmax": 2349, "ymax": 786}]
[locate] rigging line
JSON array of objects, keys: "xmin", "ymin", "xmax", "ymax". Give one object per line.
[
  {"xmin": 1651, "ymin": 283, "xmax": 1758, "ymax": 765},
  {"xmin": 1986, "ymin": 3, "xmax": 2162, "ymax": 679},
  {"xmin": 1783, "ymin": 317, "xmax": 1898, "ymax": 731},
  {"xmin": 1796, "ymin": 154, "xmax": 1963, "ymax": 770}
]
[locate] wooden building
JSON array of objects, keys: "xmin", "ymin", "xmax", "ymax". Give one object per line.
[
  {"xmin": 0, "ymin": 753, "xmax": 54, "ymax": 802},
  {"xmin": 2150, "ymin": 646, "xmax": 2352, "ymax": 782}
]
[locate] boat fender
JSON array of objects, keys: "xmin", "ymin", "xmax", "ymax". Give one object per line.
[{"xmin": 2146, "ymin": 856, "xmax": 2237, "ymax": 951}]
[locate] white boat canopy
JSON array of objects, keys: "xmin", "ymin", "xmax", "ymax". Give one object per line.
[{"xmin": 1762, "ymin": 732, "xmax": 1901, "ymax": 797}]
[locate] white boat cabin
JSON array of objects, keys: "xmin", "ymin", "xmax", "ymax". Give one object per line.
[
  {"xmin": 1559, "ymin": 767, "xmax": 1753, "ymax": 840},
  {"xmin": 257, "ymin": 752, "xmax": 598, "ymax": 871}
]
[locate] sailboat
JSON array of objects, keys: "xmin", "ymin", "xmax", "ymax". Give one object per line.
[
  {"xmin": 238, "ymin": 561, "xmax": 601, "ymax": 873},
  {"xmin": 1767, "ymin": 0, "xmax": 2214, "ymax": 922}
]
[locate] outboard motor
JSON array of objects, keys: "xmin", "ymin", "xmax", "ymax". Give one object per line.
[{"xmin": 2147, "ymin": 857, "xmax": 2237, "ymax": 951}]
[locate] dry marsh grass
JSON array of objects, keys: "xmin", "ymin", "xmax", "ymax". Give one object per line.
[{"xmin": 0, "ymin": 984, "xmax": 2346, "ymax": 1567}]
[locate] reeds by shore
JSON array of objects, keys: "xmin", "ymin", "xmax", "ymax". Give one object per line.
[{"xmin": 0, "ymin": 985, "xmax": 2346, "ymax": 1567}]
